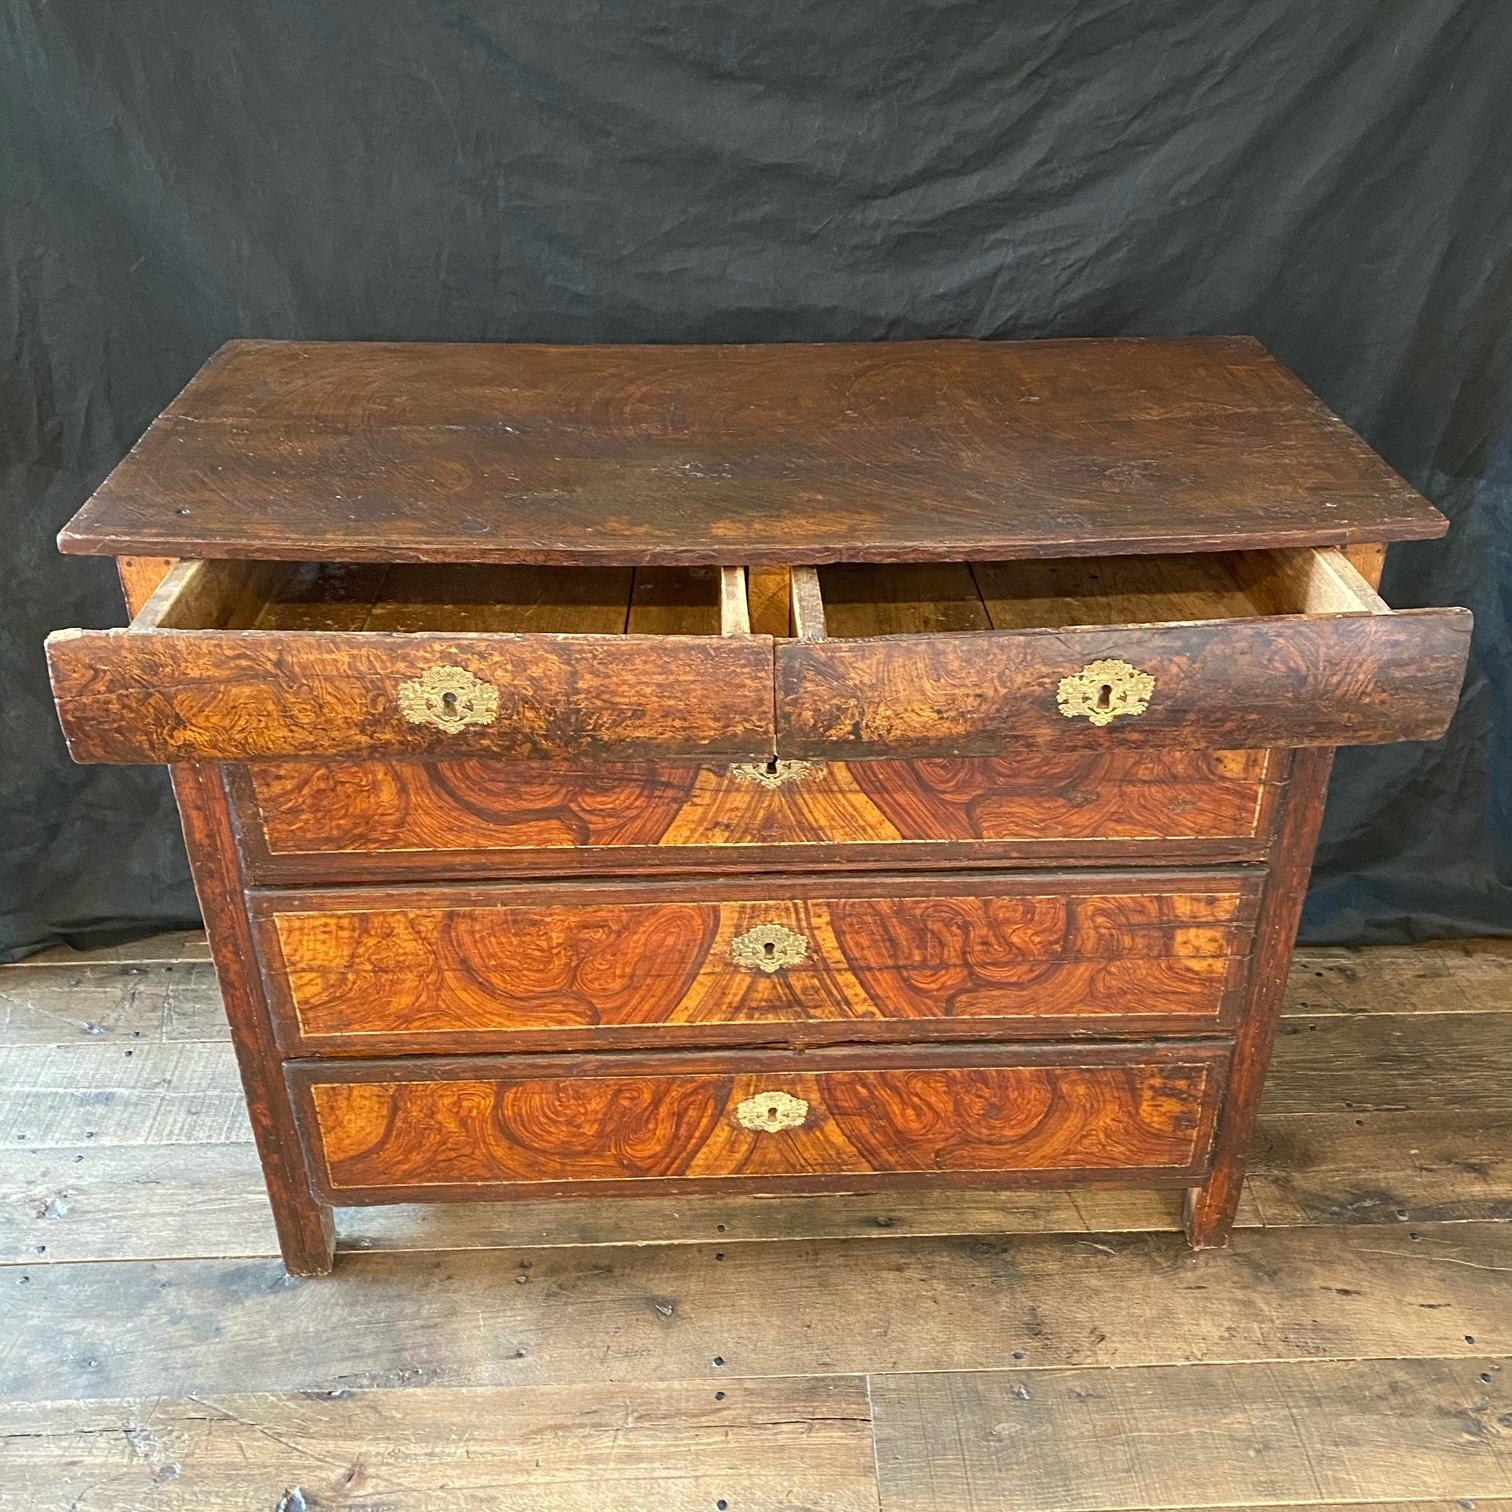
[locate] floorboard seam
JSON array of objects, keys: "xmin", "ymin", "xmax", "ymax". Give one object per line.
[{"xmin": 862, "ymin": 1373, "xmax": 887, "ymax": 1512}]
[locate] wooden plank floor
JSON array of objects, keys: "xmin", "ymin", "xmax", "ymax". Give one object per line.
[{"xmin": 1, "ymin": 935, "xmax": 1509, "ymax": 1510}]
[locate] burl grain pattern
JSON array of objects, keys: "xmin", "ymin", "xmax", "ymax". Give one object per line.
[
  {"xmin": 235, "ymin": 749, "xmax": 1281, "ymax": 881},
  {"xmin": 297, "ymin": 1052, "xmax": 1224, "ymax": 1197},
  {"xmin": 59, "ymin": 338, "xmax": 1447, "ymax": 565},
  {"xmin": 777, "ymin": 611, "xmax": 1472, "ymax": 757},
  {"xmin": 46, "ymin": 629, "xmax": 776, "ymax": 764},
  {"xmin": 255, "ymin": 872, "xmax": 1260, "ymax": 1054}
]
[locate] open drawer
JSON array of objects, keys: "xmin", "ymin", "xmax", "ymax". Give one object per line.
[
  {"xmin": 46, "ymin": 561, "xmax": 775, "ymax": 763},
  {"xmin": 776, "ymin": 548, "xmax": 1472, "ymax": 758}
]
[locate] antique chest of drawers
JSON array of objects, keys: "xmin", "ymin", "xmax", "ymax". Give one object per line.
[{"xmin": 45, "ymin": 337, "xmax": 1471, "ymax": 1275}]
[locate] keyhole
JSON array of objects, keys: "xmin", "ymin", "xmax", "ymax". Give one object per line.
[
  {"xmin": 766, "ymin": 1104, "xmax": 779, "ymax": 1122},
  {"xmin": 1095, "ymin": 683, "xmax": 1113, "ymax": 713},
  {"xmin": 441, "ymin": 690, "xmax": 459, "ymax": 716},
  {"xmin": 763, "ymin": 941, "xmax": 776, "ymax": 960}
]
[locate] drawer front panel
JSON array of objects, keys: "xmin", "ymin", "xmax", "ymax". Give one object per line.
[
  {"xmin": 235, "ymin": 749, "xmax": 1282, "ymax": 881},
  {"xmin": 254, "ymin": 871, "xmax": 1261, "ymax": 1055},
  {"xmin": 290, "ymin": 1044, "xmax": 1228, "ymax": 1200},
  {"xmin": 49, "ymin": 631, "xmax": 777, "ymax": 765},
  {"xmin": 776, "ymin": 612, "xmax": 1472, "ymax": 759}
]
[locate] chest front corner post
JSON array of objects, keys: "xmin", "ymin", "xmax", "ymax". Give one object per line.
[
  {"xmin": 1184, "ymin": 745, "xmax": 1336, "ymax": 1249},
  {"xmin": 115, "ymin": 551, "xmax": 335, "ymax": 1273},
  {"xmin": 172, "ymin": 763, "xmax": 336, "ymax": 1276}
]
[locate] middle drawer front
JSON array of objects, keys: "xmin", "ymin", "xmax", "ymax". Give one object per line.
[
  {"xmin": 232, "ymin": 748, "xmax": 1283, "ymax": 883},
  {"xmin": 288, "ymin": 1042, "xmax": 1230, "ymax": 1202},
  {"xmin": 253, "ymin": 869, "xmax": 1262, "ymax": 1056}
]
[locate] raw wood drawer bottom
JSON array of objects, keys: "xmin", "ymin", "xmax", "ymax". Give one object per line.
[{"xmin": 288, "ymin": 1044, "xmax": 1229, "ymax": 1203}]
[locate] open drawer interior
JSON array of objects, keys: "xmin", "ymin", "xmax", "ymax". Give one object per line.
[
  {"xmin": 48, "ymin": 546, "xmax": 1470, "ymax": 765},
  {"xmin": 126, "ymin": 547, "xmax": 1385, "ymax": 640},
  {"xmin": 135, "ymin": 560, "xmax": 757, "ymax": 638},
  {"xmin": 786, "ymin": 548, "xmax": 1389, "ymax": 641}
]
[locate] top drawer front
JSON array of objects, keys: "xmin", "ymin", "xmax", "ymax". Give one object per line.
[
  {"xmin": 47, "ymin": 561, "xmax": 775, "ymax": 764},
  {"xmin": 776, "ymin": 552, "xmax": 1471, "ymax": 759},
  {"xmin": 233, "ymin": 748, "xmax": 1283, "ymax": 882}
]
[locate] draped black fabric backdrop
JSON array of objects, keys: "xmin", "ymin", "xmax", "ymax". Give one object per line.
[{"xmin": 3, "ymin": 1, "xmax": 1508, "ymax": 960}]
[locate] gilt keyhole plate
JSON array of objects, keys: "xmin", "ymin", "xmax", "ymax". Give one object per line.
[
  {"xmin": 396, "ymin": 665, "xmax": 500, "ymax": 733},
  {"xmin": 728, "ymin": 759, "xmax": 823, "ymax": 789},
  {"xmin": 1056, "ymin": 658, "xmax": 1156, "ymax": 727},
  {"xmin": 735, "ymin": 1090, "xmax": 810, "ymax": 1133},
  {"xmin": 730, "ymin": 922, "xmax": 809, "ymax": 974}
]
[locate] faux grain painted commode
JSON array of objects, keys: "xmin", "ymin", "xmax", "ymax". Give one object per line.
[{"xmin": 46, "ymin": 338, "xmax": 1472, "ymax": 1275}]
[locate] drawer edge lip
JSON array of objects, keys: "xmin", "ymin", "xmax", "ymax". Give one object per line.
[
  {"xmin": 283, "ymin": 1036, "xmax": 1235, "ymax": 1082},
  {"xmin": 299, "ymin": 1163, "xmax": 1218, "ymax": 1208},
  {"xmin": 272, "ymin": 1005, "xmax": 1249, "ymax": 1060},
  {"xmin": 237, "ymin": 836, "xmax": 1278, "ymax": 887},
  {"xmin": 244, "ymin": 862, "xmax": 1270, "ymax": 915}
]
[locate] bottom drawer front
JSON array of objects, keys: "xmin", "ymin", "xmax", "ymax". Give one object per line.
[{"xmin": 293, "ymin": 1048, "xmax": 1226, "ymax": 1199}]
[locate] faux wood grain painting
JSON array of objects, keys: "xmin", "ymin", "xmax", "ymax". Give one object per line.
[
  {"xmin": 255, "ymin": 873, "xmax": 1261, "ymax": 1055},
  {"xmin": 294, "ymin": 1052, "xmax": 1226, "ymax": 1200},
  {"xmin": 236, "ymin": 749, "xmax": 1282, "ymax": 881}
]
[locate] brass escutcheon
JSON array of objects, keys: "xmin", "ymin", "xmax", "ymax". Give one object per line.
[
  {"xmin": 730, "ymin": 922, "xmax": 809, "ymax": 974},
  {"xmin": 728, "ymin": 758, "xmax": 823, "ymax": 789},
  {"xmin": 1056, "ymin": 658, "xmax": 1156, "ymax": 727},
  {"xmin": 735, "ymin": 1090, "xmax": 809, "ymax": 1133},
  {"xmin": 396, "ymin": 664, "xmax": 499, "ymax": 733}
]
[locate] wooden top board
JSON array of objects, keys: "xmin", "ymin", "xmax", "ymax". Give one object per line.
[{"xmin": 59, "ymin": 337, "xmax": 1447, "ymax": 565}]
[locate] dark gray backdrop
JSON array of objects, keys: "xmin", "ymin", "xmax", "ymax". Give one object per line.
[{"xmin": 4, "ymin": 0, "xmax": 1508, "ymax": 960}]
